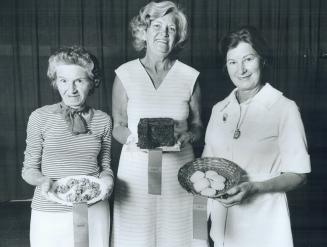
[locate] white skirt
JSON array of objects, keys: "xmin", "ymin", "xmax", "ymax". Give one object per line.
[{"xmin": 30, "ymin": 200, "xmax": 110, "ymax": 247}]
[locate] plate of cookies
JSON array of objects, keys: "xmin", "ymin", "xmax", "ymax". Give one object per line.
[{"xmin": 47, "ymin": 175, "xmax": 105, "ymax": 206}]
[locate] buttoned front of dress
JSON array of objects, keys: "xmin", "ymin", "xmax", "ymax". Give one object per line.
[{"xmin": 203, "ymin": 83, "xmax": 311, "ymax": 247}]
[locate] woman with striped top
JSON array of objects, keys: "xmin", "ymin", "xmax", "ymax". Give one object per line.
[
  {"xmin": 111, "ymin": 1, "xmax": 207, "ymax": 247},
  {"xmin": 22, "ymin": 46, "xmax": 114, "ymax": 247}
]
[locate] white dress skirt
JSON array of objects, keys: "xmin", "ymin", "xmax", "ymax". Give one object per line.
[{"xmin": 30, "ymin": 200, "xmax": 110, "ymax": 247}]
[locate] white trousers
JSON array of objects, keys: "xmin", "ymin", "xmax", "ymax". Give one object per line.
[{"xmin": 30, "ymin": 200, "xmax": 110, "ymax": 247}]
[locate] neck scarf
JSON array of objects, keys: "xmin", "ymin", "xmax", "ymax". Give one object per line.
[{"xmin": 57, "ymin": 102, "xmax": 92, "ymax": 135}]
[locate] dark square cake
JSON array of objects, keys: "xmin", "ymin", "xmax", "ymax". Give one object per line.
[{"xmin": 137, "ymin": 118, "xmax": 175, "ymax": 149}]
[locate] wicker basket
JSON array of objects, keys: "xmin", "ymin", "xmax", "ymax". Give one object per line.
[{"xmin": 178, "ymin": 157, "xmax": 243, "ymax": 198}]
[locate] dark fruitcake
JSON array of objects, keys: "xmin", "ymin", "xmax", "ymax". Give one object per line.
[{"xmin": 137, "ymin": 118, "xmax": 175, "ymax": 149}]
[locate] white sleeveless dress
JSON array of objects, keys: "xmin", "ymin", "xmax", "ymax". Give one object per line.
[{"xmin": 111, "ymin": 59, "xmax": 207, "ymax": 247}]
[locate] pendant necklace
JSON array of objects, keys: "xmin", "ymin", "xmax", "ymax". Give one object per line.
[{"xmin": 233, "ymin": 94, "xmax": 254, "ymax": 140}]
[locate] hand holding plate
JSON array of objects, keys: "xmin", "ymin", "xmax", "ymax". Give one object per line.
[
  {"xmin": 99, "ymin": 175, "xmax": 114, "ymax": 200},
  {"xmin": 40, "ymin": 177, "xmax": 54, "ymax": 199}
]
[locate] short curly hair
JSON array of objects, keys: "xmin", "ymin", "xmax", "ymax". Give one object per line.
[
  {"xmin": 47, "ymin": 46, "xmax": 101, "ymax": 95},
  {"xmin": 220, "ymin": 26, "xmax": 272, "ymax": 67},
  {"xmin": 130, "ymin": 1, "xmax": 188, "ymax": 54},
  {"xmin": 219, "ymin": 26, "xmax": 272, "ymax": 83}
]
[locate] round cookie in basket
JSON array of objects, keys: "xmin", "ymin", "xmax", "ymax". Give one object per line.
[{"xmin": 178, "ymin": 157, "xmax": 243, "ymax": 198}]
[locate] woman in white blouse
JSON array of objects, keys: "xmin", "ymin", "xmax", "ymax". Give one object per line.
[{"xmin": 203, "ymin": 26, "xmax": 311, "ymax": 247}]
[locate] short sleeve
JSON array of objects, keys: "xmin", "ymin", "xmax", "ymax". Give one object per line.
[
  {"xmin": 202, "ymin": 105, "xmax": 218, "ymax": 158},
  {"xmin": 278, "ymin": 101, "xmax": 311, "ymax": 173}
]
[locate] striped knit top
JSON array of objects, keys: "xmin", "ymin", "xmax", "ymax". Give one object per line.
[
  {"xmin": 22, "ymin": 103, "xmax": 113, "ymax": 212},
  {"xmin": 116, "ymin": 59, "xmax": 200, "ymax": 136}
]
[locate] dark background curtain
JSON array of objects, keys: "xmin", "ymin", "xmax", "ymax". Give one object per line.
[{"xmin": 0, "ymin": 0, "xmax": 326, "ymax": 245}]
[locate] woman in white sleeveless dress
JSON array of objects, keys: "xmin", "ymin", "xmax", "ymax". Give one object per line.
[{"xmin": 111, "ymin": 2, "xmax": 207, "ymax": 247}]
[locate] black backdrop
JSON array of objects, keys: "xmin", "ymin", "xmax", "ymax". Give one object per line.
[{"xmin": 0, "ymin": 0, "xmax": 326, "ymax": 245}]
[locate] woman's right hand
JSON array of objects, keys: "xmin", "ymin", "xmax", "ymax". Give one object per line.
[
  {"xmin": 125, "ymin": 134, "xmax": 141, "ymax": 152},
  {"xmin": 40, "ymin": 177, "xmax": 54, "ymax": 198},
  {"xmin": 215, "ymin": 181, "xmax": 257, "ymax": 207}
]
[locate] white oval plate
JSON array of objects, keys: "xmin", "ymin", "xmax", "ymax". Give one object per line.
[{"xmin": 47, "ymin": 175, "xmax": 105, "ymax": 206}]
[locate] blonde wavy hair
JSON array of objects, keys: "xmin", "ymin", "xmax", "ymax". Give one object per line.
[{"xmin": 130, "ymin": 1, "xmax": 188, "ymax": 54}]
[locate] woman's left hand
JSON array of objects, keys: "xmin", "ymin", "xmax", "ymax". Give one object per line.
[
  {"xmin": 176, "ymin": 131, "xmax": 194, "ymax": 148},
  {"xmin": 99, "ymin": 176, "xmax": 114, "ymax": 200},
  {"xmin": 215, "ymin": 182, "xmax": 256, "ymax": 207}
]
